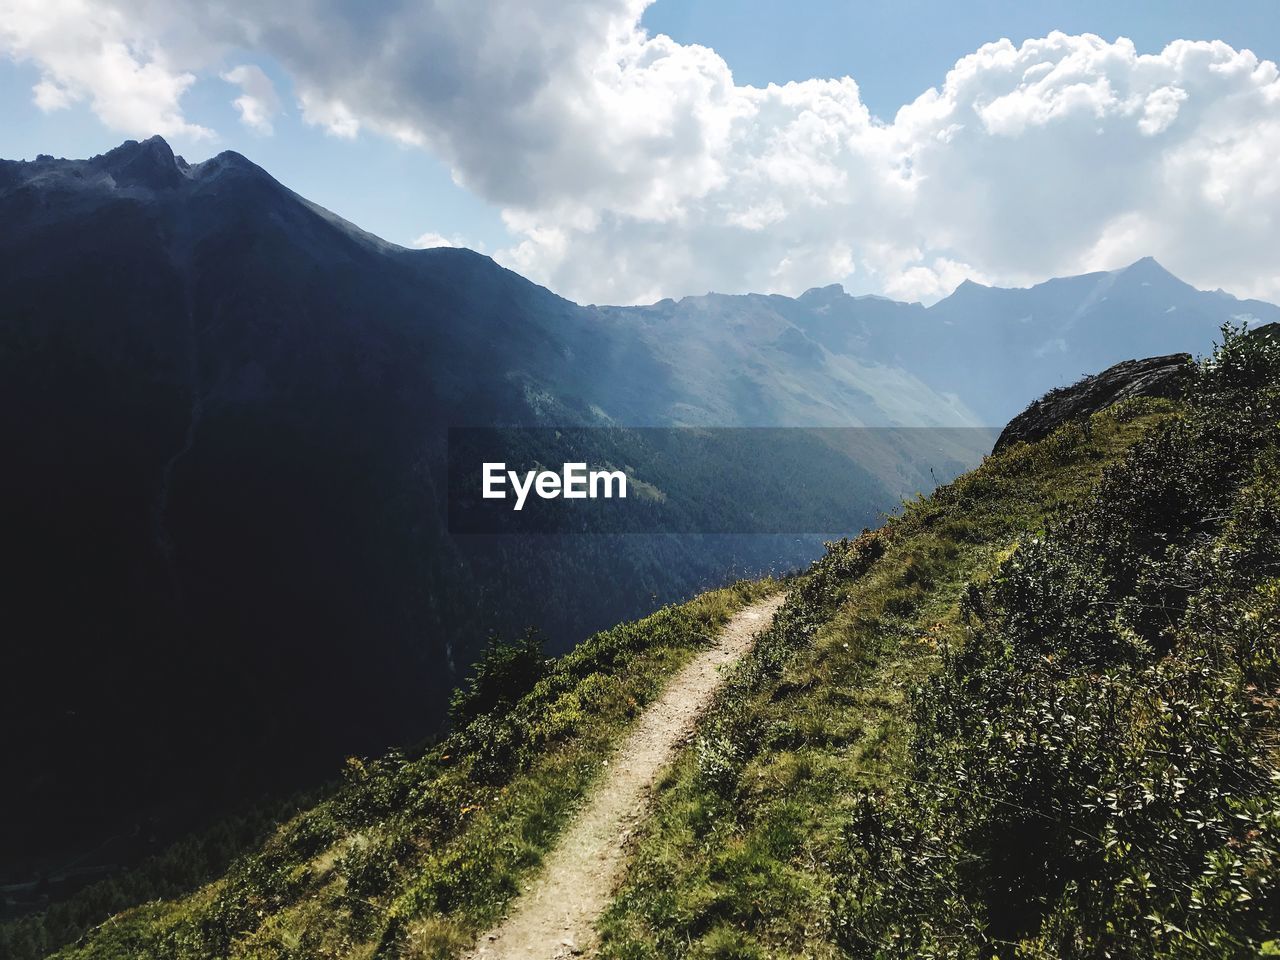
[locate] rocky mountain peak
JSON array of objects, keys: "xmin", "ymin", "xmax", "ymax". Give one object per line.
[{"xmin": 92, "ymin": 135, "xmax": 187, "ymax": 189}]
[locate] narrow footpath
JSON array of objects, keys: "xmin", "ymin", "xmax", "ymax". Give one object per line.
[{"xmin": 465, "ymin": 594, "xmax": 785, "ymax": 959}]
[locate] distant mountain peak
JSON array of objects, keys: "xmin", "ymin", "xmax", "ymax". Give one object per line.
[
  {"xmin": 798, "ymin": 282, "xmax": 847, "ymax": 305},
  {"xmin": 1111, "ymin": 255, "xmax": 1195, "ymax": 294},
  {"xmin": 105, "ymin": 134, "xmax": 174, "ymax": 158},
  {"xmin": 1118, "ymin": 255, "xmax": 1173, "ymax": 277},
  {"xmin": 205, "ymin": 148, "xmax": 259, "ymax": 171},
  {"xmin": 93, "ymin": 135, "xmax": 186, "ymax": 189},
  {"xmin": 949, "ymin": 277, "xmax": 990, "ymax": 297},
  {"xmin": 79, "ymin": 137, "xmax": 277, "ymax": 193}
]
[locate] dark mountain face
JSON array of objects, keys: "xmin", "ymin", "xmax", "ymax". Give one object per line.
[
  {"xmin": 0, "ymin": 139, "xmax": 582, "ymax": 870},
  {"xmin": 0, "ymin": 139, "xmax": 976, "ymax": 879}
]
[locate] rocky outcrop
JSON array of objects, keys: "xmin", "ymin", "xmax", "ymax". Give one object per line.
[{"xmin": 994, "ymin": 353, "xmax": 1193, "ymax": 453}]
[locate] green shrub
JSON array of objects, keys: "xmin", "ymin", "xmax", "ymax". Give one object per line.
[
  {"xmin": 831, "ymin": 323, "xmax": 1280, "ymax": 958},
  {"xmin": 448, "ymin": 628, "xmax": 550, "ymax": 726}
]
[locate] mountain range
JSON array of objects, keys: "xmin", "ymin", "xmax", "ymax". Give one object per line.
[
  {"xmin": 2, "ymin": 136, "xmax": 1276, "ymax": 889},
  {"xmin": 611, "ymin": 255, "xmax": 1279, "ymax": 427}
]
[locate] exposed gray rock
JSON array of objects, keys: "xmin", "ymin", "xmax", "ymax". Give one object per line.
[{"xmin": 994, "ymin": 353, "xmax": 1193, "ymax": 453}]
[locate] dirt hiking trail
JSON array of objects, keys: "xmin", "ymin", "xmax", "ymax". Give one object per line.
[{"xmin": 464, "ymin": 593, "xmax": 785, "ymax": 959}]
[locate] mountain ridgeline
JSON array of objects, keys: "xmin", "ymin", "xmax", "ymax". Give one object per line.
[
  {"xmin": 608, "ymin": 258, "xmax": 1280, "ymax": 427},
  {"xmin": 2, "ymin": 137, "xmax": 1276, "ymax": 900}
]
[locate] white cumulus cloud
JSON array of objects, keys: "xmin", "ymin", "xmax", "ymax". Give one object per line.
[
  {"xmin": 0, "ymin": 0, "xmax": 212, "ymax": 140},
  {"xmin": 221, "ymin": 63, "xmax": 281, "ymax": 134},
  {"xmin": 2, "ymin": 1, "xmax": 1278, "ymax": 306}
]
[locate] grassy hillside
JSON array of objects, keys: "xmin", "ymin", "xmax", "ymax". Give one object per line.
[
  {"xmin": 597, "ymin": 324, "xmax": 1280, "ymax": 958},
  {"xmin": 2, "ymin": 582, "xmax": 772, "ymax": 960},
  {"xmin": 10, "ymin": 325, "xmax": 1276, "ymax": 959}
]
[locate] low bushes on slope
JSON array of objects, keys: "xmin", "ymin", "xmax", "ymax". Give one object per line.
[
  {"xmin": 834, "ymin": 324, "xmax": 1280, "ymax": 958},
  {"xmin": 597, "ymin": 366, "xmax": 1179, "ymax": 958}
]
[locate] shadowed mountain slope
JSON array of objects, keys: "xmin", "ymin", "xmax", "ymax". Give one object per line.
[{"xmin": 0, "ymin": 138, "xmax": 972, "ymax": 882}]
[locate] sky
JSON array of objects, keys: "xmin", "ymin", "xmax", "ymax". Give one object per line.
[{"xmin": 0, "ymin": 0, "xmax": 1278, "ymax": 306}]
